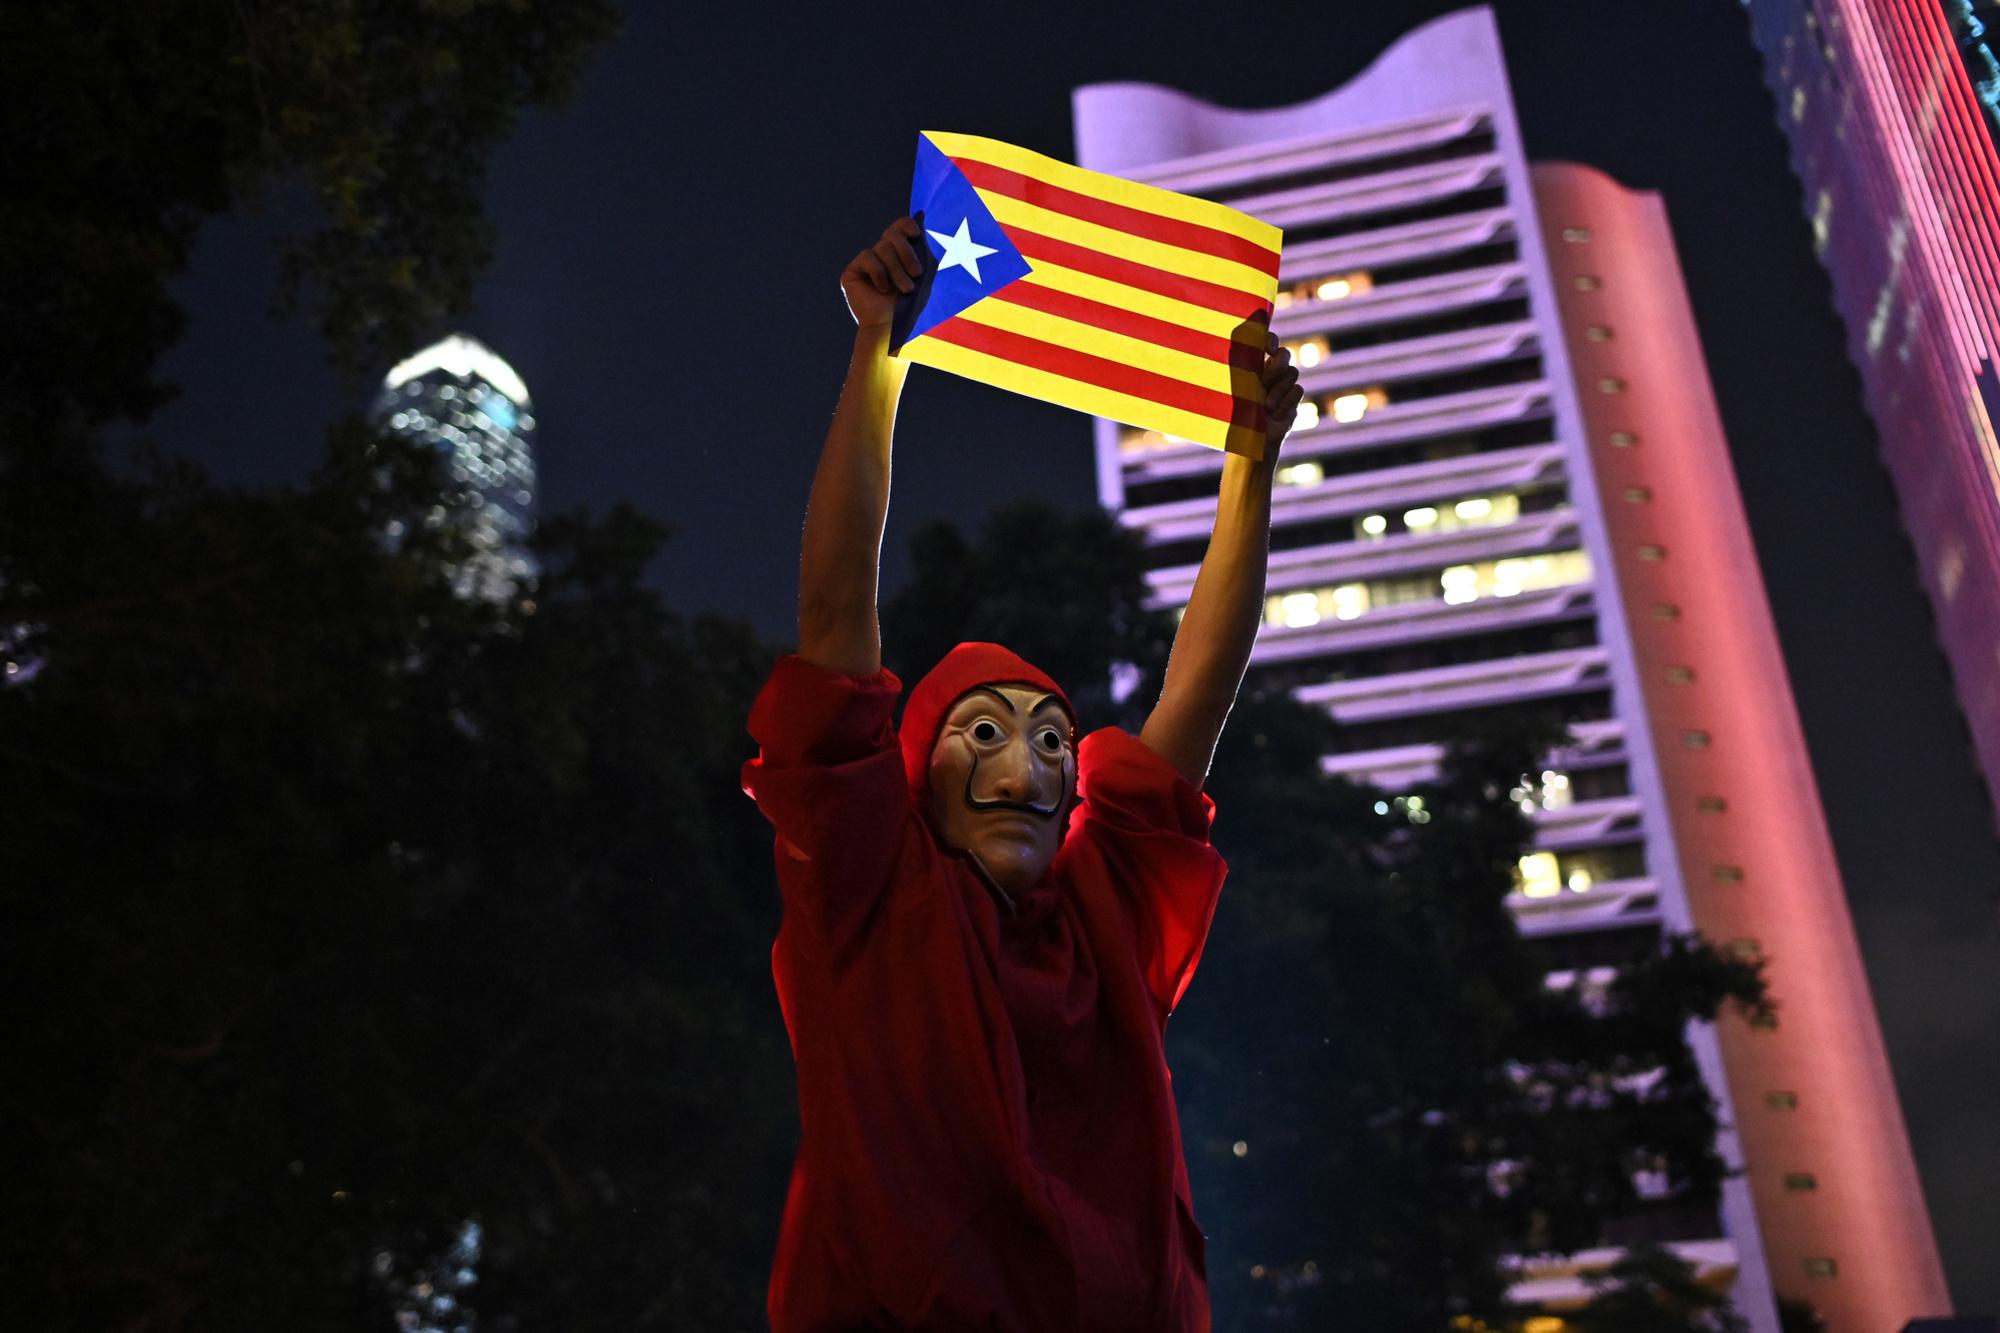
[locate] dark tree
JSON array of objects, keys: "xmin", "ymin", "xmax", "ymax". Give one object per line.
[
  {"xmin": 3, "ymin": 0, "xmax": 617, "ymax": 440},
  {"xmin": 1, "ymin": 438, "xmax": 793, "ymax": 1330},
  {"xmin": 886, "ymin": 501, "xmax": 1770, "ymax": 1332}
]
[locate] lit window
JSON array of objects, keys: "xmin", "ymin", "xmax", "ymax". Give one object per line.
[
  {"xmin": 1359, "ymin": 513, "xmax": 1388, "ymax": 538},
  {"xmin": 1517, "ymin": 852, "xmax": 1562, "ymax": 899},
  {"xmin": 1330, "ymin": 583, "xmax": 1369, "ymax": 620},
  {"xmin": 1404, "ymin": 506, "xmax": 1439, "ymax": 531},
  {"xmin": 1328, "ymin": 390, "xmax": 1376, "ymax": 420},
  {"xmin": 1279, "ymin": 592, "xmax": 1321, "ymax": 628},
  {"xmin": 1441, "ymin": 564, "xmax": 1479, "ymax": 605},
  {"xmin": 1567, "ymin": 867, "xmax": 1594, "ymax": 892},
  {"xmin": 1316, "ymin": 277, "xmax": 1352, "ymax": 301},
  {"xmin": 1454, "ymin": 497, "xmax": 1493, "ymax": 521},
  {"xmin": 1288, "ymin": 338, "xmax": 1327, "ymax": 368},
  {"xmin": 1276, "ymin": 461, "xmax": 1323, "ymax": 488},
  {"xmin": 1294, "ymin": 399, "xmax": 1320, "ymax": 430}
]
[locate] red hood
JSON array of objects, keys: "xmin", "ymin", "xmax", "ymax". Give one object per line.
[{"xmin": 899, "ymin": 642, "xmax": 1074, "ymax": 808}]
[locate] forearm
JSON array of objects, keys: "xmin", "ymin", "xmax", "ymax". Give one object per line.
[
  {"xmin": 797, "ymin": 325, "xmax": 909, "ymax": 674},
  {"xmin": 1142, "ymin": 451, "xmax": 1275, "ymax": 783}
]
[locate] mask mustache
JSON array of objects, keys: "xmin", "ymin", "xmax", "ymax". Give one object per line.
[
  {"xmin": 961, "ymin": 760, "xmax": 1064, "ymax": 820},
  {"xmin": 965, "ymin": 792, "xmax": 1062, "ymax": 820}
]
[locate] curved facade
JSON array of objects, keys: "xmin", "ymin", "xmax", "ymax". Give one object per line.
[
  {"xmin": 1078, "ymin": 8, "xmax": 1944, "ymax": 1329},
  {"xmin": 1536, "ymin": 160, "xmax": 1950, "ymax": 1333}
]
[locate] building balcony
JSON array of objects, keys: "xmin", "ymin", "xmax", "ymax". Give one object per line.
[
  {"xmin": 1533, "ymin": 796, "xmax": 1644, "ymax": 852},
  {"xmin": 1234, "ymin": 153, "xmax": 1509, "ymax": 234},
  {"xmin": 1119, "ymin": 381, "xmax": 1557, "ymax": 484},
  {"xmin": 1317, "ymin": 720, "xmax": 1629, "ymax": 794},
  {"xmin": 1273, "ymin": 261, "xmax": 1531, "ymax": 341},
  {"xmin": 1300, "ymin": 318, "xmax": 1540, "ymax": 393},
  {"xmin": 1127, "ymin": 441, "xmax": 1568, "ymax": 550},
  {"xmin": 1290, "ymin": 645, "xmax": 1610, "ymax": 726},
  {"xmin": 1249, "ymin": 582, "xmax": 1596, "ymax": 665},
  {"xmin": 1145, "ymin": 514, "xmax": 1581, "ymax": 617},
  {"xmin": 1503, "ymin": 1239, "xmax": 1739, "ymax": 1312},
  {"xmin": 1136, "ymin": 106, "xmax": 1492, "ymax": 197},
  {"xmin": 1280, "ymin": 205, "xmax": 1517, "ymax": 283},
  {"xmin": 1509, "ymin": 877, "xmax": 1663, "ymax": 938}
]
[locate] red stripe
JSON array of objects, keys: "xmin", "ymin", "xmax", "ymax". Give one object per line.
[
  {"xmin": 1003, "ymin": 224, "xmax": 1271, "ymax": 319},
  {"xmin": 926, "ymin": 315, "xmax": 1267, "ymax": 434},
  {"xmin": 991, "ymin": 281, "xmax": 1265, "ymax": 370},
  {"xmin": 953, "ymin": 157, "xmax": 1281, "ymax": 279}
]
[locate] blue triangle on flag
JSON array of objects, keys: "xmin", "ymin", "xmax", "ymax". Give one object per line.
[{"xmin": 889, "ymin": 134, "xmax": 1033, "ymax": 354}]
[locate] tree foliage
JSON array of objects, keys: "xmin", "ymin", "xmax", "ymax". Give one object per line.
[
  {"xmin": 1, "ymin": 438, "xmax": 792, "ymax": 1330},
  {"xmin": 3, "ymin": 0, "xmax": 617, "ymax": 439}
]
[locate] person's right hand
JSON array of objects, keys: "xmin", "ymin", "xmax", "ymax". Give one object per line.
[{"xmin": 841, "ymin": 217, "xmax": 926, "ymax": 329}]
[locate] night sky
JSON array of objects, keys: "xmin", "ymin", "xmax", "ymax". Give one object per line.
[{"xmin": 150, "ymin": 0, "xmax": 1999, "ymax": 1312}]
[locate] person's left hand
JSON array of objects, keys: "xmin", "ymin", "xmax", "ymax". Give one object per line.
[{"xmin": 1260, "ymin": 327, "xmax": 1303, "ymax": 456}]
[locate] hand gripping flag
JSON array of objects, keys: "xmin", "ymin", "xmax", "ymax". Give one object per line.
[{"xmin": 889, "ymin": 131, "xmax": 1284, "ymax": 459}]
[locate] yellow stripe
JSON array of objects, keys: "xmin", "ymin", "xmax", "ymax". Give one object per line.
[
  {"xmin": 950, "ymin": 294, "xmax": 1235, "ymax": 396},
  {"xmin": 979, "ymin": 192, "xmax": 1274, "ymax": 295},
  {"xmin": 925, "ymin": 130, "xmax": 1283, "ymax": 255},
  {"xmin": 1020, "ymin": 263, "xmax": 1247, "ymax": 338},
  {"xmin": 904, "ymin": 337, "xmax": 1265, "ymax": 459}
]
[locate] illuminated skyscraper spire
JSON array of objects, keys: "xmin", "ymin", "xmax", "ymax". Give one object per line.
[{"xmin": 375, "ymin": 334, "xmax": 540, "ymax": 601}]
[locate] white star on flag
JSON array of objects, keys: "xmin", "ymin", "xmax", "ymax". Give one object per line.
[{"xmin": 927, "ymin": 217, "xmax": 1000, "ymax": 284}]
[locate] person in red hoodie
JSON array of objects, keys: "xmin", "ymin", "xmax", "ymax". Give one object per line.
[{"xmin": 742, "ymin": 216, "xmax": 1300, "ymax": 1332}]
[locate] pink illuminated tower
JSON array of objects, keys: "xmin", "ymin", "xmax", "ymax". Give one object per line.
[
  {"xmin": 1077, "ymin": 9, "xmax": 1950, "ymax": 1330},
  {"xmin": 1746, "ymin": 0, "xmax": 2000, "ymax": 832}
]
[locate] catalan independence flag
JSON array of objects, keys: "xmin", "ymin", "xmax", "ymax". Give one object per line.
[{"xmin": 889, "ymin": 131, "xmax": 1284, "ymax": 459}]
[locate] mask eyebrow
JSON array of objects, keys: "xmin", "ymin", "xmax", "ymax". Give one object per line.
[{"xmin": 963, "ymin": 685, "xmax": 1017, "ymax": 713}]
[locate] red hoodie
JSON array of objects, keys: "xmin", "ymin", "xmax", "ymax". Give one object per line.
[{"xmin": 741, "ymin": 645, "xmax": 1225, "ymax": 1332}]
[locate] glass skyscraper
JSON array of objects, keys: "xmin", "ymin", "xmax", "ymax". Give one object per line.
[
  {"xmin": 1077, "ymin": 9, "xmax": 1948, "ymax": 1330},
  {"xmin": 1745, "ymin": 0, "xmax": 2000, "ymax": 833},
  {"xmin": 376, "ymin": 334, "xmax": 540, "ymax": 601}
]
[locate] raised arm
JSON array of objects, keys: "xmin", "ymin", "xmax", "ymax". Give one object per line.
[
  {"xmin": 1138, "ymin": 328, "xmax": 1301, "ymax": 787},
  {"xmin": 796, "ymin": 218, "xmax": 927, "ymax": 675}
]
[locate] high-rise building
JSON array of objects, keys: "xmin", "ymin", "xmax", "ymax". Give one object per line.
[
  {"xmin": 376, "ymin": 334, "xmax": 540, "ymax": 601},
  {"xmin": 1744, "ymin": 0, "xmax": 2000, "ymax": 832},
  {"xmin": 1076, "ymin": 9, "xmax": 1948, "ymax": 1330}
]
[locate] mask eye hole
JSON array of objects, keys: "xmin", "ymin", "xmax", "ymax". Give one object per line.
[
  {"xmin": 1036, "ymin": 727, "xmax": 1064, "ymax": 754},
  {"xmin": 971, "ymin": 720, "xmax": 1002, "ymax": 744}
]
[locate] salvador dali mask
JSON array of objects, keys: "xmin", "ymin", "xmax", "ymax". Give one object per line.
[{"xmin": 927, "ymin": 683, "xmax": 1077, "ymax": 904}]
